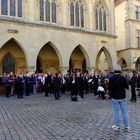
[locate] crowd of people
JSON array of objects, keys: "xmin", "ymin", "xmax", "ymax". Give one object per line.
[{"xmin": 0, "ymin": 69, "xmax": 140, "ymax": 101}]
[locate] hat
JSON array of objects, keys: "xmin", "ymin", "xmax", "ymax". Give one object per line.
[{"xmin": 113, "ymin": 64, "xmax": 121, "ymax": 71}]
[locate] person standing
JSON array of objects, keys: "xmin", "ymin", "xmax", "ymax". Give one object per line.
[
  {"xmin": 129, "ymin": 71, "xmax": 138, "ymax": 102},
  {"xmin": 109, "ymin": 65, "xmax": 129, "ymax": 130},
  {"xmin": 52, "ymin": 73, "xmax": 61, "ymax": 100}
]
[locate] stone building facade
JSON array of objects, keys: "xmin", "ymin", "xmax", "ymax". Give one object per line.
[
  {"xmin": 115, "ymin": 0, "xmax": 140, "ymax": 71},
  {"xmin": 0, "ymin": 0, "xmax": 117, "ymax": 74}
]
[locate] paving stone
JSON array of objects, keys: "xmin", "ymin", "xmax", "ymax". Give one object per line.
[{"xmin": 0, "ymin": 90, "xmax": 139, "ymax": 140}]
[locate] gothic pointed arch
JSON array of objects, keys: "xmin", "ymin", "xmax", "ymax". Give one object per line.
[
  {"xmin": 69, "ymin": 44, "xmax": 89, "ymax": 73},
  {"xmin": 117, "ymin": 58, "xmax": 127, "ymax": 69},
  {"xmin": 95, "ymin": 47, "xmax": 112, "ymax": 72},
  {"xmin": 0, "ymin": 38, "xmax": 27, "ymax": 73},
  {"xmin": 37, "ymin": 41, "xmax": 62, "ymax": 73}
]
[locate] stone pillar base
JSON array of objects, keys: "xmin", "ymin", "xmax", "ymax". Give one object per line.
[{"xmin": 60, "ymin": 66, "xmax": 69, "ymax": 74}]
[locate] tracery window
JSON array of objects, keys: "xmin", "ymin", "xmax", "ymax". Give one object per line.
[
  {"xmin": 95, "ymin": 3, "xmax": 107, "ymax": 31},
  {"xmin": 1, "ymin": 0, "xmax": 22, "ymax": 17},
  {"xmin": 70, "ymin": 1, "xmax": 85, "ymax": 27},
  {"xmin": 39, "ymin": 0, "xmax": 57, "ymax": 23}
]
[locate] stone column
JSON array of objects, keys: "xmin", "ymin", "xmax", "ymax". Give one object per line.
[
  {"xmin": 87, "ymin": 67, "xmax": 95, "ymax": 74},
  {"xmin": 27, "ymin": 66, "xmax": 36, "ymax": 73},
  {"xmin": 60, "ymin": 66, "xmax": 69, "ymax": 74}
]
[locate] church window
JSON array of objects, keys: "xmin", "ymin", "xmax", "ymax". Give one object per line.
[
  {"xmin": 10, "ymin": 0, "xmax": 16, "ymax": 16},
  {"xmin": 95, "ymin": 3, "xmax": 106, "ymax": 31},
  {"xmin": 39, "ymin": 0, "xmax": 57, "ymax": 23},
  {"xmin": 70, "ymin": 1, "xmax": 85, "ymax": 27},
  {"xmin": 1, "ymin": 0, "xmax": 8, "ymax": 15},
  {"xmin": 1, "ymin": 0, "xmax": 22, "ymax": 17},
  {"xmin": 52, "ymin": 2, "xmax": 56, "ymax": 23},
  {"xmin": 46, "ymin": 0, "xmax": 50, "ymax": 21}
]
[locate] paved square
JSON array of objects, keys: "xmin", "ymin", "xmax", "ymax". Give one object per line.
[{"xmin": 0, "ymin": 90, "xmax": 140, "ymax": 140}]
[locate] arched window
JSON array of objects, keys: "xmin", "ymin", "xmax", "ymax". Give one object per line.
[
  {"xmin": 95, "ymin": 3, "xmax": 107, "ymax": 31},
  {"xmin": 10, "ymin": 0, "xmax": 16, "ymax": 16},
  {"xmin": 1, "ymin": 0, "xmax": 8, "ymax": 15},
  {"xmin": 40, "ymin": 0, "xmax": 44, "ymax": 21},
  {"xmin": 3, "ymin": 55, "xmax": 15, "ymax": 73},
  {"xmin": 46, "ymin": 0, "xmax": 50, "ymax": 21},
  {"xmin": 70, "ymin": 1, "xmax": 85, "ymax": 27},
  {"xmin": 18, "ymin": 0, "xmax": 22, "ymax": 17},
  {"xmin": 70, "ymin": 2, "xmax": 74, "ymax": 26},
  {"xmin": 52, "ymin": 2, "xmax": 56, "ymax": 23}
]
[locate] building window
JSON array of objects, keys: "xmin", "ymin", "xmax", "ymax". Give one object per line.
[
  {"xmin": 10, "ymin": 0, "xmax": 16, "ymax": 16},
  {"xmin": 80, "ymin": 5, "xmax": 84, "ymax": 27},
  {"xmin": 18, "ymin": 0, "xmax": 22, "ymax": 17},
  {"xmin": 136, "ymin": 30, "xmax": 140, "ymax": 48},
  {"xmin": 70, "ymin": 2, "xmax": 74, "ymax": 26},
  {"xmin": 46, "ymin": 0, "xmax": 50, "ymax": 21},
  {"xmin": 136, "ymin": 6, "xmax": 140, "ymax": 20},
  {"xmin": 1, "ymin": 0, "xmax": 22, "ymax": 17},
  {"xmin": 1, "ymin": 0, "xmax": 8, "ymax": 15},
  {"xmin": 95, "ymin": 4, "xmax": 107, "ymax": 31},
  {"xmin": 52, "ymin": 2, "xmax": 56, "ymax": 23},
  {"xmin": 40, "ymin": 0, "xmax": 44, "ymax": 21},
  {"xmin": 75, "ymin": 2, "xmax": 79, "ymax": 27},
  {"xmin": 70, "ymin": 1, "xmax": 85, "ymax": 27},
  {"xmin": 39, "ymin": 0, "xmax": 57, "ymax": 23}
]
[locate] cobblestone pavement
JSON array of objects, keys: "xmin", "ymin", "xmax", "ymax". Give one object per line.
[{"xmin": 0, "ymin": 90, "xmax": 140, "ymax": 140}]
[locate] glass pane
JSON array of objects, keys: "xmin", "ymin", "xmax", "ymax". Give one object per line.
[
  {"xmin": 10, "ymin": 0, "xmax": 16, "ymax": 16},
  {"xmin": 70, "ymin": 3, "xmax": 74, "ymax": 26},
  {"xmin": 80, "ymin": 5, "xmax": 84, "ymax": 27},
  {"xmin": 3, "ymin": 55, "xmax": 15, "ymax": 73},
  {"xmin": 18, "ymin": 0, "xmax": 22, "ymax": 17},
  {"xmin": 95, "ymin": 9, "xmax": 98, "ymax": 30},
  {"xmin": 1, "ymin": 0, "xmax": 8, "ymax": 15},
  {"xmin": 52, "ymin": 2, "xmax": 56, "ymax": 23},
  {"xmin": 103, "ymin": 10, "xmax": 106, "ymax": 31},
  {"xmin": 46, "ymin": 0, "xmax": 50, "ymax": 21},
  {"xmin": 75, "ymin": 2, "xmax": 79, "ymax": 26},
  {"xmin": 99, "ymin": 7, "xmax": 102, "ymax": 30},
  {"xmin": 40, "ymin": 0, "xmax": 44, "ymax": 21}
]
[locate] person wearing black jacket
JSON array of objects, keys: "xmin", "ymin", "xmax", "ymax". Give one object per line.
[
  {"xmin": 129, "ymin": 71, "xmax": 138, "ymax": 102},
  {"xmin": 109, "ymin": 65, "xmax": 129, "ymax": 131},
  {"xmin": 52, "ymin": 73, "xmax": 61, "ymax": 100}
]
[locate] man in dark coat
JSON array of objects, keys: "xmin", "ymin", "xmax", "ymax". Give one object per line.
[
  {"xmin": 109, "ymin": 65, "xmax": 129, "ymax": 130},
  {"xmin": 15, "ymin": 74, "xmax": 24, "ymax": 99},
  {"xmin": 129, "ymin": 71, "xmax": 138, "ymax": 102},
  {"xmin": 52, "ymin": 73, "xmax": 61, "ymax": 100}
]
